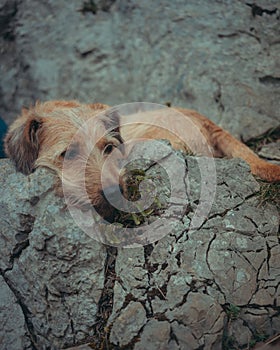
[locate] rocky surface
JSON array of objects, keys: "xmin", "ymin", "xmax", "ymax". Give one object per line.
[
  {"xmin": 0, "ymin": 1, "xmax": 280, "ymax": 348},
  {"xmin": 259, "ymin": 141, "xmax": 280, "ymax": 162},
  {"xmin": 0, "ymin": 139, "xmax": 279, "ymax": 349},
  {"xmin": 0, "ymin": 0, "xmax": 280, "ymax": 141},
  {"xmin": 0, "ymin": 161, "xmax": 108, "ymax": 349}
]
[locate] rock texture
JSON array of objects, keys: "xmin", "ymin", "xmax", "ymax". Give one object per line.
[
  {"xmin": 0, "ymin": 139, "xmax": 279, "ymax": 349},
  {"xmin": 0, "ymin": 161, "xmax": 108, "ymax": 349},
  {"xmin": 0, "ymin": 0, "xmax": 280, "ymax": 141},
  {"xmin": 0, "ymin": 1, "xmax": 280, "ymax": 348}
]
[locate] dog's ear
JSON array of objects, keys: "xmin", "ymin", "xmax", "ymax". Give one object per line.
[
  {"xmin": 4, "ymin": 111, "xmax": 43, "ymax": 175},
  {"xmin": 102, "ymin": 110, "xmax": 121, "ymax": 135}
]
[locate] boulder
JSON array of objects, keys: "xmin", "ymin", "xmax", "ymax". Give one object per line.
[{"xmin": 0, "ymin": 140, "xmax": 279, "ymax": 349}]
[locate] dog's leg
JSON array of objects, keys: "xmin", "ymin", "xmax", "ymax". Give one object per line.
[{"xmin": 180, "ymin": 109, "xmax": 280, "ymax": 182}]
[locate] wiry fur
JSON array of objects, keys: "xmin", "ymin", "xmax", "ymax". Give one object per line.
[{"xmin": 4, "ymin": 100, "xmax": 280, "ymax": 218}]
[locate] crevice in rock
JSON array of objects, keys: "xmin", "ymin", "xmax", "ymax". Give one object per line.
[
  {"xmin": 0, "ymin": 267, "xmax": 38, "ymax": 349},
  {"xmin": 259, "ymin": 76, "xmax": 280, "ymax": 87},
  {"xmin": 205, "ymin": 235, "xmax": 228, "ymax": 303},
  {"xmin": 246, "ymin": 3, "xmax": 278, "ymax": 18},
  {"xmin": 143, "ymin": 243, "xmax": 156, "ymax": 318},
  {"xmin": 244, "ymin": 215, "xmax": 259, "ymax": 229},
  {"xmin": 246, "ymin": 126, "xmax": 280, "ymax": 153},
  {"xmin": 227, "ymin": 247, "xmax": 258, "ymax": 273},
  {"xmin": 8, "ymin": 213, "xmax": 35, "ymax": 268},
  {"xmin": 147, "ymin": 282, "xmax": 168, "ymax": 303},
  {"xmin": 205, "ymin": 232, "xmax": 216, "ymax": 274},
  {"xmin": 222, "ymin": 303, "xmax": 243, "ymax": 349},
  {"xmin": 196, "ymin": 190, "xmax": 261, "ymax": 232},
  {"xmin": 265, "ymin": 242, "xmax": 271, "ymax": 275},
  {"xmin": 78, "ymin": 0, "xmax": 116, "ymax": 15},
  {"xmin": 88, "ymin": 245, "xmax": 118, "ymax": 349},
  {"xmin": 213, "ymin": 78, "xmax": 225, "ymax": 113},
  {"xmin": 144, "ymin": 244, "xmax": 154, "ymax": 262},
  {"xmin": 175, "ymin": 251, "xmax": 182, "ymax": 267},
  {"xmin": 169, "ymin": 325, "xmax": 179, "ymax": 346},
  {"xmin": 119, "ymin": 293, "xmax": 138, "ymax": 311},
  {"xmin": 10, "ymin": 239, "xmax": 29, "ymax": 263},
  {"xmin": 120, "ymin": 323, "xmax": 146, "ymax": 350}
]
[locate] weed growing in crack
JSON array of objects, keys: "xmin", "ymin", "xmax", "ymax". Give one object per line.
[
  {"xmin": 225, "ymin": 304, "xmax": 241, "ymax": 321},
  {"xmin": 249, "ymin": 332, "xmax": 269, "ymax": 349},
  {"xmin": 256, "ymin": 181, "xmax": 280, "ymax": 209},
  {"xmin": 223, "ymin": 335, "xmax": 237, "ymax": 350},
  {"xmin": 114, "ymin": 168, "xmax": 167, "ymax": 228}
]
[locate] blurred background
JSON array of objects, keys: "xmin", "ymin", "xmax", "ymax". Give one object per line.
[{"xmin": 0, "ymin": 0, "xmax": 279, "ymax": 143}]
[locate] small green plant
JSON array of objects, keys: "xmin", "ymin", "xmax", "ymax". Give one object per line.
[
  {"xmin": 115, "ymin": 168, "xmax": 165, "ymax": 227},
  {"xmin": 225, "ymin": 304, "xmax": 241, "ymax": 320},
  {"xmin": 254, "ymin": 332, "xmax": 269, "ymax": 343},
  {"xmin": 223, "ymin": 335, "xmax": 237, "ymax": 350},
  {"xmin": 249, "ymin": 339, "xmax": 257, "ymax": 348},
  {"xmin": 249, "ymin": 332, "xmax": 269, "ymax": 348}
]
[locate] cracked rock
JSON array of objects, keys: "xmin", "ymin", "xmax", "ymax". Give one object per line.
[
  {"xmin": 109, "ymin": 301, "xmax": 147, "ymax": 347},
  {"xmin": 0, "ymin": 275, "xmax": 32, "ymax": 350},
  {"xmin": 134, "ymin": 320, "xmax": 171, "ymax": 350},
  {"xmin": 0, "ymin": 140, "xmax": 279, "ymax": 349},
  {"xmin": 0, "ymin": 159, "xmax": 107, "ymax": 349},
  {"xmin": 259, "ymin": 141, "xmax": 280, "ymax": 162}
]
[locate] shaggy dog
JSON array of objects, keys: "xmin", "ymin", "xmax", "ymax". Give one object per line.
[{"xmin": 4, "ymin": 100, "xmax": 280, "ymax": 218}]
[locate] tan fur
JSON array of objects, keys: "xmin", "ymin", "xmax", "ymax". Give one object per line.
[{"xmin": 4, "ymin": 100, "xmax": 280, "ymax": 217}]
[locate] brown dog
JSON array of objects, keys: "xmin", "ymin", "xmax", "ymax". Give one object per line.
[{"xmin": 4, "ymin": 100, "xmax": 280, "ymax": 217}]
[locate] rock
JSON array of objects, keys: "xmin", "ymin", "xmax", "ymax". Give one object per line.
[
  {"xmin": 166, "ymin": 293, "xmax": 224, "ymax": 349},
  {"xmin": 0, "ymin": 159, "xmax": 107, "ymax": 349},
  {"xmin": 0, "ymin": 275, "xmax": 32, "ymax": 350},
  {"xmin": 0, "ymin": 139, "xmax": 279, "ymax": 349},
  {"xmin": 134, "ymin": 320, "xmax": 171, "ymax": 350},
  {"xmin": 0, "ymin": 0, "xmax": 279, "ymax": 142},
  {"xmin": 110, "ymin": 301, "xmax": 147, "ymax": 346},
  {"xmin": 259, "ymin": 141, "xmax": 280, "ymax": 162}
]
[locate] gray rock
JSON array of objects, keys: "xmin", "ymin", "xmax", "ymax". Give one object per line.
[
  {"xmin": 110, "ymin": 301, "xmax": 147, "ymax": 347},
  {"xmin": 0, "ymin": 138, "xmax": 279, "ymax": 349},
  {"xmin": 0, "ymin": 275, "xmax": 32, "ymax": 350},
  {"xmin": 0, "ymin": 0, "xmax": 279, "ymax": 144},
  {"xmin": 0, "ymin": 159, "xmax": 107, "ymax": 349},
  {"xmin": 259, "ymin": 141, "xmax": 280, "ymax": 162},
  {"xmin": 134, "ymin": 320, "xmax": 171, "ymax": 350}
]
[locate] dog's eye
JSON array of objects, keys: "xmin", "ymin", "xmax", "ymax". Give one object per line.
[
  {"xmin": 60, "ymin": 148, "xmax": 79, "ymax": 160},
  {"xmin": 103, "ymin": 143, "xmax": 115, "ymax": 155}
]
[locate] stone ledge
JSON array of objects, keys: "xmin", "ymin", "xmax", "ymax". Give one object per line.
[{"xmin": 0, "ymin": 145, "xmax": 279, "ymax": 349}]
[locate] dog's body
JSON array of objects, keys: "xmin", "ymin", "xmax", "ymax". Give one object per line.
[{"xmin": 4, "ymin": 100, "xmax": 280, "ymax": 216}]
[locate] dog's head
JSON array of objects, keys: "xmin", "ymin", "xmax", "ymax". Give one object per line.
[{"xmin": 5, "ymin": 100, "xmax": 126, "ymax": 218}]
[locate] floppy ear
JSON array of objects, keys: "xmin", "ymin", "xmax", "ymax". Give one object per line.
[
  {"xmin": 4, "ymin": 113, "xmax": 43, "ymax": 175},
  {"xmin": 102, "ymin": 110, "xmax": 121, "ymax": 135}
]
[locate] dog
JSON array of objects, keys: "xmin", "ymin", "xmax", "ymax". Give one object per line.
[{"xmin": 4, "ymin": 100, "xmax": 280, "ymax": 219}]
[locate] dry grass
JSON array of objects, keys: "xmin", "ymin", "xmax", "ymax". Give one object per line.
[{"xmin": 257, "ymin": 180, "xmax": 280, "ymax": 210}]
